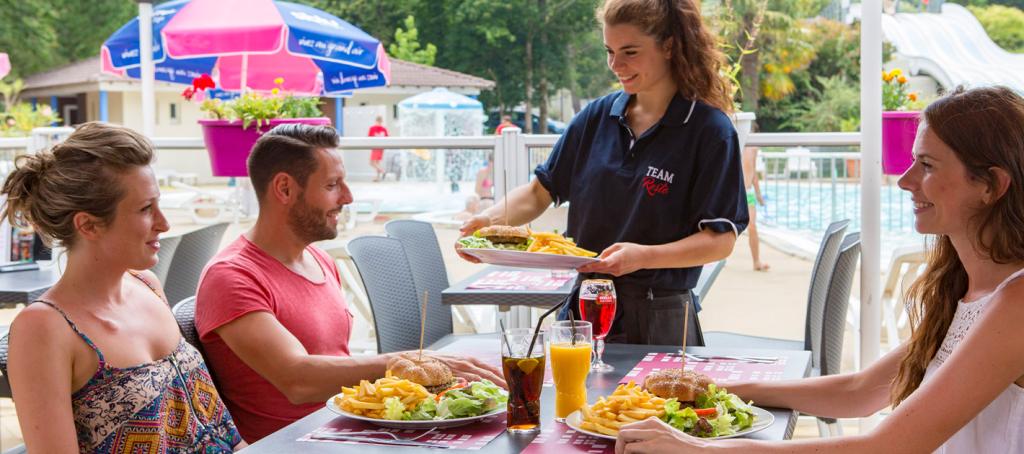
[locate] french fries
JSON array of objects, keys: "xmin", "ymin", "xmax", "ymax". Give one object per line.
[
  {"xmin": 333, "ymin": 371, "xmax": 432, "ymax": 419},
  {"xmin": 526, "ymin": 230, "xmax": 598, "ymax": 257},
  {"xmin": 579, "ymin": 381, "xmax": 666, "ymax": 437}
]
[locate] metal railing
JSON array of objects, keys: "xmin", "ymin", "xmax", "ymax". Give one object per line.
[{"xmin": 6, "ymin": 129, "xmax": 916, "ymax": 238}]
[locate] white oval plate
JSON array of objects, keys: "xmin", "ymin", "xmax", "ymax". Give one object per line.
[
  {"xmin": 326, "ymin": 395, "xmax": 507, "ymax": 429},
  {"xmin": 461, "ymin": 248, "xmax": 598, "ymax": 270},
  {"xmin": 564, "ymin": 405, "xmax": 775, "ymax": 440}
]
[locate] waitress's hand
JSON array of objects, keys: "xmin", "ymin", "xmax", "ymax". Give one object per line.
[
  {"xmin": 616, "ymin": 417, "xmax": 709, "ymax": 453},
  {"xmin": 455, "ymin": 215, "xmax": 491, "ymax": 263},
  {"xmin": 577, "ymin": 242, "xmax": 648, "ymax": 277}
]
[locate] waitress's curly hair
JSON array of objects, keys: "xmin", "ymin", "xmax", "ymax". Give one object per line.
[{"xmin": 597, "ymin": 0, "xmax": 735, "ymax": 114}]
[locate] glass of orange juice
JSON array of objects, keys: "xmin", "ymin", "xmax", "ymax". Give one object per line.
[{"xmin": 548, "ymin": 320, "xmax": 593, "ymax": 421}]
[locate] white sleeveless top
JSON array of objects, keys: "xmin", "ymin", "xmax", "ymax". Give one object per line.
[{"xmin": 922, "ymin": 268, "xmax": 1024, "ymax": 454}]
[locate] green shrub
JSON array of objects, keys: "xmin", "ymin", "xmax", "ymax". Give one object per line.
[{"xmin": 969, "ymin": 5, "xmax": 1024, "ymax": 53}]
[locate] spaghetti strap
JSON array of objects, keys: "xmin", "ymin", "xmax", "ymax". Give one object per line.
[
  {"xmin": 994, "ymin": 267, "xmax": 1024, "ymax": 294},
  {"xmin": 28, "ymin": 300, "xmax": 107, "ymax": 368},
  {"xmin": 128, "ymin": 270, "xmax": 168, "ymax": 304}
]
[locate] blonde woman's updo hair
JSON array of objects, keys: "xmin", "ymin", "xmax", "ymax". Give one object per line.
[{"xmin": 1, "ymin": 122, "xmax": 154, "ymax": 249}]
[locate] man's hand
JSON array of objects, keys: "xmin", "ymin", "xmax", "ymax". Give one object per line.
[
  {"xmin": 456, "ymin": 215, "xmax": 492, "ymax": 263},
  {"xmin": 576, "ymin": 242, "xmax": 649, "ymax": 277},
  {"xmin": 433, "ymin": 352, "xmax": 507, "ymax": 388}
]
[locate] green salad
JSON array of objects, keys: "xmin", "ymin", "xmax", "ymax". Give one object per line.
[
  {"xmin": 661, "ymin": 384, "xmax": 756, "ymax": 438},
  {"xmin": 382, "ymin": 379, "xmax": 508, "ymax": 421}
]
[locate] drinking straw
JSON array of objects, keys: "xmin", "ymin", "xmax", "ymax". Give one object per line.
[
  {"xmin": 681, "ymin": 299, "xmax": 690, "ymax": 370},
  {"xmin": 418, "ymin": 290, "xmax": 429, "ymax": 362},
  {"xmin": 567, "ymin": 298, "xmax": 578, "ymax": 346},
  {"xmin": 527, "ymin": 298, "xmax": 568, "ymax": 357},
  {"xmin": 499, "ymin": 319, "xmax": 513, "ymax": 357}
]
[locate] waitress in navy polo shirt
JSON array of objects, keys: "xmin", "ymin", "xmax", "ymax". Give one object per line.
[{"xmin": 458, "ymin": 0, "xmax": 749, "ymax": 346}]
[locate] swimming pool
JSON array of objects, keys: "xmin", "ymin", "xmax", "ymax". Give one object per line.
[{"xmin": 758, "ymin": 181, "xmax": 925, "ymax": 261}]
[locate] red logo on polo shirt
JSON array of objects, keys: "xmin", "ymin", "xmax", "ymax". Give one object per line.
[{"xmin": 642, "ymin": 166, "xmax": 674, "ymax": 197}]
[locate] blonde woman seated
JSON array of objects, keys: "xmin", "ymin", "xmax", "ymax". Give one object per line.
[
  {"xmin": 617, "ymin": 87, "xmax": 1024, "ymax": 454},
  {"xmin": 3, "ymin": 123, "xmax": 245, "ymax": 452}
]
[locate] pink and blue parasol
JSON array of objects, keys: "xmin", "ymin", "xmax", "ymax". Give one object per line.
[{"xmin": 101, "ymin": 0, "xmax": 390, "ymax": 95}]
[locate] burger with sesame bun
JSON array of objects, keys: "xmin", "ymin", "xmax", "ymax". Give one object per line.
[
  {"xmin": 643, "ymin": 369, "xmax": 714, "ymax": 406},
  {"xmin": 387, "ymin": 353, "xmax": 461, "ymax": 394},
  {"xmin": 457, "ymin": 225, "xmax": 532, "ymax": 251}
]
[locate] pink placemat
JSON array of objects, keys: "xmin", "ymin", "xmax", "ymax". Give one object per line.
[
  {"xmin": 523, "ymin": 422, "xmax": 614, "ymax": 454},
  {"xmin": 298, "ymin": 413, "xmax": 507, "ymax": 449},
  {"xmin": 466, "ymin": 270, "xmax": 573, "ymax": 291},
  {"xmin": 619, "ymin": 353, "xmax": 789, "ymax": 385}
]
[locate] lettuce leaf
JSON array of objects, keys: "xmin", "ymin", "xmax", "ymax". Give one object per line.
[{"xmin": 383, "ymin": 396, "xmax": 407, "ymax": 420}]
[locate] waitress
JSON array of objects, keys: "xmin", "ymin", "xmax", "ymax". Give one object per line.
[{"xmin": 457, "ymin": 0, "xmax": 748, "ymax": 346}]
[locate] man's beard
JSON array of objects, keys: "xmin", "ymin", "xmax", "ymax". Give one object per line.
[{"xmin": 288, "ymin": 192, "xmax": 340, "ymax": 243}]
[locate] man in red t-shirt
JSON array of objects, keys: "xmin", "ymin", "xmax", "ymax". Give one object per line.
[
  {"xmin": 195, "ymin": 124, "xmax": 505, "ymax": 441},
  {"xmin": 367, "ymin": 116, "xmax": 389, "ymax": 181},
  {"xmin": 494, "ymin": 115, "xmax": 515, "ymax": 135}
]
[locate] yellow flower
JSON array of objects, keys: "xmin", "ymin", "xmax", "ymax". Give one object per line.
[
  {"xmin": 883, "ymin": 72, "xmax": 892, "ymax": 83},
  {"xmin": 898, "ymin": 75, "xmax": 907, "ymax": 84},
  {"xmin": 908, "ymin": 93, "xmax": 918, "ymax": 102},
  {"xmin": 274, "ymin": 77, "xmax": 284, "ymax": 85},
  {"xmin": 271, "ymin": 87, "xmax": 280, "ymax": 95},
  {"xmin": 891, "ymin": 68, "xmax": 902, "ymax": 78}
]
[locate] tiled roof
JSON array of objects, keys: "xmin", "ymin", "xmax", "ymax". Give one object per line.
[{"xmin": 24, "ymin": 55, "xmax": 494, "ymax": 90}]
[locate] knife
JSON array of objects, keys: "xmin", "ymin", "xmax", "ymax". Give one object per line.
[{"xmin": 309, "ymin": 433, "xmax": 451, "ymax": 448}]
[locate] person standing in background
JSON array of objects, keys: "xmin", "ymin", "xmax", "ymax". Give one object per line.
[
  {"xmin": 742, "ymin": 144, "xmax": 768, "ymax": 271},
  {"xmin": 368, "ymin": 116, "xmax": 389, "ymax": 182},
  {"xmin": 495, "ymin": 115, "xmax": 515, "ymax": 135}
]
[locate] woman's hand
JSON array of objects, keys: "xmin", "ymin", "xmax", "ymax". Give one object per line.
[
  {"xmin": 433, "ymin": 352, "xmax": 507, "ymax": 388},
  {"xmin": 616, "ymin": 417, "xmax": 710, "ymax": 454},
  {"xmin": 455, "ymin": 215, "xmax": 491, "ymax": 263},
  {"xmin": 577, "ymin": 242, "xmax": 649, "ymax": 276}
]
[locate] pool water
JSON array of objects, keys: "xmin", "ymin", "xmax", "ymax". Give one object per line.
[{"xmin": 758, "ymin": 181, "xmax": 925, "ymax": 260}]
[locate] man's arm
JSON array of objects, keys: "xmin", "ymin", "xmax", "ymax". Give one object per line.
[
  {"xmin": 214, "ymin": 312, "xmax": 507, "ymax": 404},
  {"xmin": 215, "ymin": 311, "xmax": 388, "ymax": 404}
]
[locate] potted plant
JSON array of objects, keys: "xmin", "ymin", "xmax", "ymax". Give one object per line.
[
  {"xmin": 185, "ymin": 75, "xmax": 330, "ymax": 177},
  {"xmin": 881, "ymin": 68, "xmax": 920, "ymax": 175}
]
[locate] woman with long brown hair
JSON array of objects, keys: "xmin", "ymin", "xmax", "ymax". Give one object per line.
[
  {"xmin": 457, "ymin": 0, "xmax": 749, "ymax": 346},
  {"xmin": 616, "ymin": 86, "xmax": 1024, "ymax": 453}
]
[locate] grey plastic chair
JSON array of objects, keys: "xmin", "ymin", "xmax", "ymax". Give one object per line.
[
  {"xmin": 704, "ymin": 219, "xmax": 850, "ymax": 358},
  {"xmin": 347, "ymin": 236, "xmax": 428, "ymax": 353},
  {"xmin": 693, "ymin": 259, "xmax": 726, "ymax": 304},
  {"xmin": 164, "ymin": 223, "xmax": 229, "ymax": 307},
  {"xmin": 815, "ymin": 233, "xmax": 861, "ymax": 435},
  {"xmin": 172, "ymin": 296, "xmax": 204, "ymax": 354},
  {"xmin": 0, "ymin": 327, "xmax": 9, "ymax": 399},
  {"xmin": 148, "ymin": 234, "xmax": 183, "ymax": 285},
  {"xmin": 384, "ymin": 220, "xmax": 453, "ymax": 345}
]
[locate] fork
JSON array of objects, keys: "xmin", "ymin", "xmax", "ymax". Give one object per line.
[
  {"xmin": 681, "ymin": 352, "xmax": 778, "ymax": 364},
  {"xmin": 316, "ymin": 427, "xmax": 437, "ymax": 441}
]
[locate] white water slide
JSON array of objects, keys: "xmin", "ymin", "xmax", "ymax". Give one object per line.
[{"xmin": 882, "ymin": 3, "xmax": 1024, "ymax": 93}]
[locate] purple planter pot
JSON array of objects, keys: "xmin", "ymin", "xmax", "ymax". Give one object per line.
[
  {"xmin": 199, "ymin": 117, "xmax": 332, "ymax": 177},
  {"xmin": 882, "ymin": 111, "xmax": 920, "ymax": 176}
]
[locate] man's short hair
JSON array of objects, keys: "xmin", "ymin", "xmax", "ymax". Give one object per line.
[{"xmin": 248, "ymin": 124, "xmax": 340, "ymax": 202}]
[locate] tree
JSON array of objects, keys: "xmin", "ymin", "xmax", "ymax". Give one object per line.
[
  {"xmin": 301, "ymin": 0, "xmax": 420, "ymax": 48},
  {"xmin": 388, "ymin": 15, "xmax": 437, "ymax": 65},
  {"xmin": 0, "ymin": 0, "xmax": 61, "ymax": 77},
  {"xmin": 968, "ymin": 4, "xmax": 1024, "ymax": 53}
]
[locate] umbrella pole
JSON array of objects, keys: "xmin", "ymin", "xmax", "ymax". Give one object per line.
[{"xmin": 138, "ymin": 0, "xmax": 156, "ymax": 137}]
